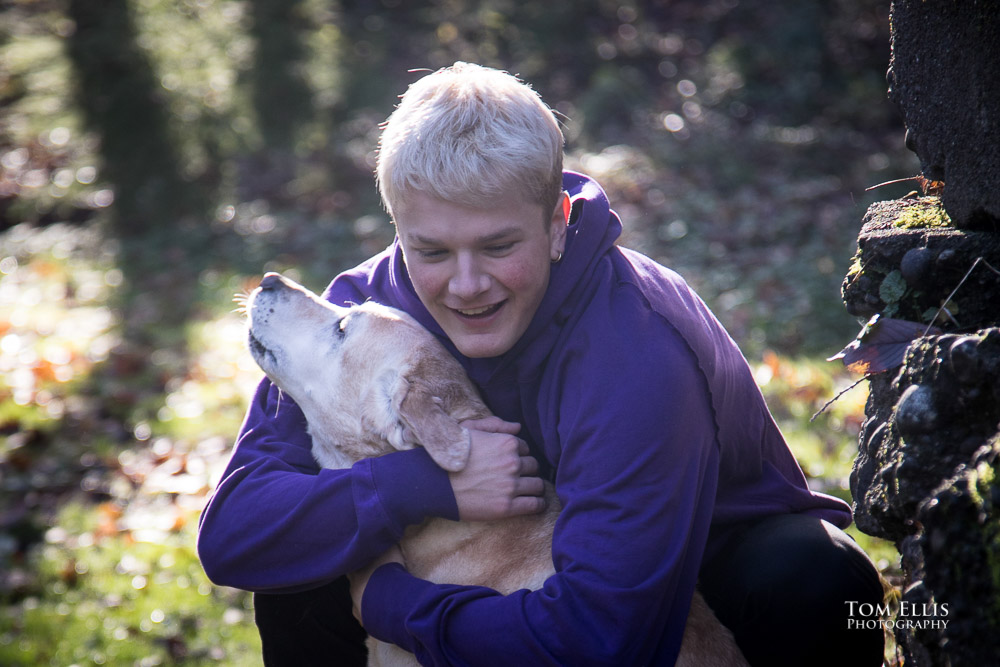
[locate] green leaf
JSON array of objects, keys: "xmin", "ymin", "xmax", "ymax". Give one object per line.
[{"xmin": 878, "ymin": 270, "xmax": 907, "ymax": 305}]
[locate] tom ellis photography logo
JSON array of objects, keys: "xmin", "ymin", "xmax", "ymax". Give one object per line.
[{"xmin": 846, "ymin": 599, "xmax": 950, "ymax": 631}]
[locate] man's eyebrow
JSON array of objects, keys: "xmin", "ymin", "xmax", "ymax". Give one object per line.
[
  {"xmin": 407, "ymin": 233, "xmax": 442, "ymax": 246},
  {"xmin": 478, "ymin": 228, "xmax": 521, "ymax": 244},
  {"xmin": 408, "ymin": 227, "xmax": 522, "ymax": 246}
]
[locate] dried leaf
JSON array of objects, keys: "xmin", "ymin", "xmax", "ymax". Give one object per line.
[{"xmin": 827, "ymin": 315, "xmax": 941, "ymax": 374}]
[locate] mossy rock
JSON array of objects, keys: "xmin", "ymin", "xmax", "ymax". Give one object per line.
[
  {"xmin": 842, "ymin": 198, "xmax": 1000, "ymax": 328},
  {"xmin": 916, "ymin": 435, "xmax": 1000, "ymax": 664},
  {"xmin": 851, "ymin": 329, "xmax": 1000, "ymax": 666},
  {"xmin": 853, "ymin": 329, "xmax": 1000, "ymax": 539},
  {"xmin": 888, "ymin": 0, "xmax": 1000, "ymax": 230}
]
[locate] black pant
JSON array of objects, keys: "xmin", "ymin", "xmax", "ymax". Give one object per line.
[
  {"xmin": 254, "ymin": 575, "xmax": 368, "ymax": 666},
  {"xmin": 254, "ymin": 514, "xmax": 885, "ymax": 666},
  {"xmin": 699, "ymin": 513, "xmax": 885, "ymax": 667}
]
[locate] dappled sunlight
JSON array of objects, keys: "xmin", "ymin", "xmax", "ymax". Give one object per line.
[
  {"xmin": 753, "ymin": 350, "xmax": 867, "ymax": 492},
  {"xmin": 0, "ymin": 225, "xmax": 264, "ymax": 663},
  {"xmin": 8, "ymin": 511, "xmax": 260, "ymax": 664},
  {"xmin": 751, "ymin": 350, "xmax": 901, "ymax": 580},
  {"xmin": 0, "ymin": 225, "xmax": 119, "ymax": 421},
  {"xmin": 1, "ymin": 0, "xmax": 913, "ymax": 662}
]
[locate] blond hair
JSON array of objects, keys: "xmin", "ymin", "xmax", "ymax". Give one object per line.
[{"xmin": 376, "ymin": 62, "xmax": 564, "ymax": 219}]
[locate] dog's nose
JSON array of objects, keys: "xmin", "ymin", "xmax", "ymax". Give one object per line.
[{"xmin": 259, "ymin": 272, "xmax": 284, "ymax": 291}]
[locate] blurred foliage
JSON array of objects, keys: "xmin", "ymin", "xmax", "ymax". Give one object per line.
[
  {"xmin": 2, "ymin": 510, "xmax": 260, "ymax": 665},
  {"xmin": 0, "ymin": 0, "xmax": 919, "ymax": 663},
  {"xmin": 1, "ymin": 0, "xmax": 921, "ymax": 352},
  {"xmin": 0, "ymin": 224, "xmax": 262, "ymax": 663},
  {"xmin": 65, "ymin": 0, "xmax": 208, "ymax": 237}
]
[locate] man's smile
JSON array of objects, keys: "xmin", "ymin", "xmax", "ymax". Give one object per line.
[{"xmin": 453, "ymin": 300, "xmax": 507, "ymax": 319}]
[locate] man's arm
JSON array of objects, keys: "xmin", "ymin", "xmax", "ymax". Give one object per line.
[
  {"xmin": 197, "ymin": 381, "xmax": 546, "ymax": 592},
  {"xmin": 196, "ymin": 378, "xmax": 459, "ymax": 591}
]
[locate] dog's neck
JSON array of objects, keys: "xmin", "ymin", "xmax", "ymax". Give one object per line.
[{"xmin": 309, "ymin": 431, "xmax": 359, "ymax": 470}]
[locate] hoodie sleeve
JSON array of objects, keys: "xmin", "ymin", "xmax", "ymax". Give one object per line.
[
  {"xmin": 360, "ymin": 298, "xmax": 720, "ymax": 665},
  {"xmin": 197, "ymin": 377, "xmax": 459, "ymax": 592}
]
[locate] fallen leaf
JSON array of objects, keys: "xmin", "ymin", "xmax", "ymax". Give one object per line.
[{"xmin": 828, "ymin": 315, "xmax": 941, "ymax": 374}]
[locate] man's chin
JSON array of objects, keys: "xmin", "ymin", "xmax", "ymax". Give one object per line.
[{"xmin": 449, "ymin": 332, "xmax": 514, "ymax": 359}]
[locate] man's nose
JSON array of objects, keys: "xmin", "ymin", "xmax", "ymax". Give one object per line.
[{"xmin": 448, "ymin": 255, "xmax": 490, "ymax": 299}]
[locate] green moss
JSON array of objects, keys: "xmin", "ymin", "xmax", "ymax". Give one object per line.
[
  {"xmin": 893, "ymin": 198, "xmax": 952, "ymax": 229},
  {"xmin": 846, "ymin": 252, "xmax": 863, "ymax": 278},
  {"xmin": 968, "ymin": 459, "xmax": 994, "ymax": 508}
]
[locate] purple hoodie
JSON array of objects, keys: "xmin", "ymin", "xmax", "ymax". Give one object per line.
[{"xmin": 198, "ymin": 171, "xmax": 851, "ymax": 665}]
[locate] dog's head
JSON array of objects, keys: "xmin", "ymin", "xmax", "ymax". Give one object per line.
[{"xmin": 245, "ymin": 273, "xmax": 485, "ymax": 472}]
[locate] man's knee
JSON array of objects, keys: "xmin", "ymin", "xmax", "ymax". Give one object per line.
[{"xmin": 701, "ymin": 514, "xmax": 885, "ymax": 667}]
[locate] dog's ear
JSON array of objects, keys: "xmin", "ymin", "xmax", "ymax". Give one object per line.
[{"xmin": 397, "ymin": 378, "xmax": 471, "ymax": 472}]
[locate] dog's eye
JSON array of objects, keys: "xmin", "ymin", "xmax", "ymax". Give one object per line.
[{"xmin": 336, "ymin": 317, "xmax": 349, "ymax": 338}]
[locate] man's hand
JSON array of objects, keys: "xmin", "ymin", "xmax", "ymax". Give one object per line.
[
  {"xmin": 348, "ymin": 544, "xmax": 405, "ymax": 624},
  {"xmin": 450, "ymin": 416, "xmax": 546, "ymax": 521}
]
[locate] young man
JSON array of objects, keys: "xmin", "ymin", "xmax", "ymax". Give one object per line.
[{"xmin": 199, "ymin": 62, "xmax": 885, "ymax": 665}]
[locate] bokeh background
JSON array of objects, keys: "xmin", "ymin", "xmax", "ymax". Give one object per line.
[{"xmin": 2, "ymin": 0, "xmax": 920, "ymax": 663}]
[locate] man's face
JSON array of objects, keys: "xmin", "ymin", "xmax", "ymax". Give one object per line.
[{"xmin": 394, "ymin": 192, "xmax": 567, "ymax": 359}]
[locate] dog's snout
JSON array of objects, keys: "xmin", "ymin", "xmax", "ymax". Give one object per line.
[{"xmin": 259, "ymin": 272, "xmax": 284, "ymax": 291}]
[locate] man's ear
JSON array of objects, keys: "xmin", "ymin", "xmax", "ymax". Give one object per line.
[
  {"xmin": 550, "ymin": 191, "xmax": 569, "ymax": 257},
  {"xmin": 396, "ymin": 378, "xmax": 471, "ymax": 472}
]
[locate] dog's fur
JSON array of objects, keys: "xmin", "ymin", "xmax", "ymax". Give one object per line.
[{"xmin": 245, "ymin": 272, "xmax": 747, "ymax": 666}]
